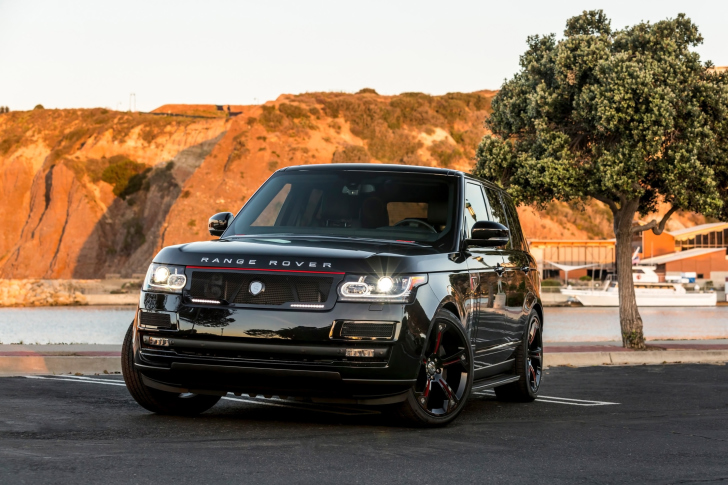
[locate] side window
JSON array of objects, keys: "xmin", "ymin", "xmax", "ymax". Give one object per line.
[
  {"xmin": 484, "ymin": 186, "xmax": 525, "ymax": 251},
  {"xmin": 499, "ymin": 192, "xmax": 527, "ymax": 251},
  {"xmin": 464, "ymin": 183, "xmax": 490, "ymax": 237}
]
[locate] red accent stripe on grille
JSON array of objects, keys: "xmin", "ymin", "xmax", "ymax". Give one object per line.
[{"xmin": 186, "ymin": 266, "xmax": 345, "ymax": 275}]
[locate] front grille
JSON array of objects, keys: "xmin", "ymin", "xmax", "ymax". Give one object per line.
[
  {"xmin": 189, "ymin": 271, "xmax": 333, "ymax": 306},
  {"xmin": 341, "ymin": 322, "xmax": 395, "ymax": 339},
  {"xmin": 139, "ymin": 311, "xmax": 172, "ymax": 328}
]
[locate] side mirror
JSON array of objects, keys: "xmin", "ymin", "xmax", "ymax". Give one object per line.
[
  {"xmin": 465, "ymin": 221, "xmax": 509, "ymax": 248},
  {"xmin": 208, "ymin": 212, "xmax": 234, "ymax": 237}
]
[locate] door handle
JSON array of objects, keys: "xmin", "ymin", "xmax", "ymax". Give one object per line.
[{"xmin": 521, "ymin": 266, "xmax": 531, "ymax": 274}]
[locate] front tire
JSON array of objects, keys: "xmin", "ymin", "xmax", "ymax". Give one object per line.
[
  {"xmin": 121, "ymin": 323, "xmax": 221, "ymax": 415},
  {"xmin": 394, "ymin": 309, "xmax": 473, "ymax": 427},
  {"xmin": 494, "ymin": 310, "xmax": 543, "ymax": 402}
]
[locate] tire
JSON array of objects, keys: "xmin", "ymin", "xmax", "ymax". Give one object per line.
[
  {"xmin": 121, "ymin": 323, "xmax": 221, "ymax": 415},
  {"xmin": 494, "ymin": 309, "xmax": 543, "ymax": 402},
  {"xmin": 394, "ymin": 309, "xmax": 473, "ymax": 427}
]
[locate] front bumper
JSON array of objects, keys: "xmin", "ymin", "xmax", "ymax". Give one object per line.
[{"xmin": 132, "ymin": 290, "xmax": 435, "ymax": 402}]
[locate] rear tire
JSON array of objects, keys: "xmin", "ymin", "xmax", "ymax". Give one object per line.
[
  {"xmin": 121, "ymin": 323, "xmax": 220, "ymax": 415},
  {"xmin": 394, "ymin": 309, "xmax": 473, "ymax": 427},
  {"xmin": 494, "ymin": 310, "xmax": 542, "ymax": 402}
]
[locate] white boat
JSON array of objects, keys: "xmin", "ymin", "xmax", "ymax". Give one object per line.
[{"xmin": 560, "ymin": 267, "xmax": 717, "ymax": 307}]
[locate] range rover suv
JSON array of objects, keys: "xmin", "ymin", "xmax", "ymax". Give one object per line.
[{"xmin": 122, "ymin": 164, "xmax": 543, "ymax": 426}]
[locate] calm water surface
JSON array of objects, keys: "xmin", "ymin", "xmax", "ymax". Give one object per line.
[{"xmin": 0, "ymin": 305, "xmax": 726, "ymax": 344}]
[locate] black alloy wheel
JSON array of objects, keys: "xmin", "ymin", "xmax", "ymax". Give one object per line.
[
  {"xmin": 526, "ymin": 314, "xmax": 543, "ymax": 393},
  {"xmin": 495, "ymin": 310, "xmax": 542, "ymax": 402},
  {"xmin": 395, "ymin": 309, "xmax": 473, "ymax": 426}
]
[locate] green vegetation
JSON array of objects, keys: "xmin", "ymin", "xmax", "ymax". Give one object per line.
[
  {"xmin": 429, "ymin": 139, "xmax": 462, "ymax": 168},
  {"xmin": 101, "ymin": 155, "xmax": 149, "ymax": 198},
  {"xmin": 332, "ymin": 145, "xmax": 371, "ymax": 164},
  {"xmin": 579, "ymin": 276, "xmax": 593, "ymax": 282},
  {"xmin": 541, "ymin": 280, "xmax": 562, "ymax": 287},
  {"xmin": 356, "ymin": 88, "xmax": 378, "ymax": 95},
  {"xmin": 268, "ymin": 160, "xmax": 279, "ymax": 171},
  {"xmin": 33, "ymin": 104, "xmax": 44, "ymax": 110},
  {"xmin": 258, "ymin": 106, "xmax": 285, "ymax": 132},
  {"xmin": 474, "ymin": 10, "xmax": 728, "ymax": 349}
]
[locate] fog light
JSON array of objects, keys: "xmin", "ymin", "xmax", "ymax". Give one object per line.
[
  {"xmin": 143, "ymin": 335, "xmax": 170, "ymax": 347},
  {"xmin": 346, "ymin": 349, "xmax": 375, "ymax": 357}
]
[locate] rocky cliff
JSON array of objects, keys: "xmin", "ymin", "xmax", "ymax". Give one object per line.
[{"xmin": 0, "ymin": 91, "xmax": 711, "ymax": 278}]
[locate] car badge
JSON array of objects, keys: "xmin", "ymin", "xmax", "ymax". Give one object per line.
[{"xmin": 249, "ymin": 281, "xmax": 265, "ymax": 296}]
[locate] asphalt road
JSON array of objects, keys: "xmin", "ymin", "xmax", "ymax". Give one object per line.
[{"xmin": 1, "ymin": 365, "xmax": 727, "ymax": 484}]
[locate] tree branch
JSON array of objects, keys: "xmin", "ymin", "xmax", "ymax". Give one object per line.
[
  {"xmin": 593, "ymin": 194, "xmax": 619, "ymax": 214},
  {"xmin": 631, "ymin": 206, "xmax": 679, "ymax": 234}
]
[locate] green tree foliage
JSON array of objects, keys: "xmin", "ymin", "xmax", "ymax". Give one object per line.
[
  {"xmin": 33, "ymin": 104, "xmax": 44, "ymax": 110},
  {"xmin": 474, "ymin": 11, "xmax": 728, "ymax": 349}
]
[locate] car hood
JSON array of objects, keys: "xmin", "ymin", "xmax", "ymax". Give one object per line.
[{"xmin": 154, "ymin": 237, "xmax": 455, "ymax": 274}]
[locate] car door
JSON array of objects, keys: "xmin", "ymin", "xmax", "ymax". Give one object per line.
[
  {"xmin": 484, "ymin": 187, "xmax": 530, "ymax": 355},
  {"xmin": 463, "ymin": 182, "xmax": 507, "ymax": 375}
]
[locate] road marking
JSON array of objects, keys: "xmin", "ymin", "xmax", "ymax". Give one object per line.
[
  {"xmin": 25, "ymin": 375, "xmax": 127, "ymax": 387},
  {"xmin": 24, "ymin": 375, "xmax": 378, "ymax": 416},
  {"xmin": 473, "ymin": 389, "xmax": 619, "ymax": 406}
]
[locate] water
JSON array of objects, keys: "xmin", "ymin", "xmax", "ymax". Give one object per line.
[{"xmin": 0, "ymin": 306, "xmax": 726, "ymax": 345}]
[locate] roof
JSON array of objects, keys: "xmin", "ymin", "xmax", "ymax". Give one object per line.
[
  {"xmin": 668, "ymin": 222, "xmax": 728, "ymax": 239},
  {"xmin": 639, "ymin": 247, "xmax": 726, "ymax": 265},
  {"xmin": 283, "ymin": 163, "xmax": 461, "ymax": 176}
]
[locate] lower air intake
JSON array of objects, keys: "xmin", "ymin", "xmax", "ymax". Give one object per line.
[
  {"xmin": 139, "ymin": 311, "xmax": 172, "ymax": 328},
  {"xmin": 341, "ymin": 322, "xmax": 395, "ymax": 339}
]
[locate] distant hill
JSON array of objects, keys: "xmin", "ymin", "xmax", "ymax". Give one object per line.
[{"xmin": 0, "ymin": 91, "xmax": 712, "ymax": 278}]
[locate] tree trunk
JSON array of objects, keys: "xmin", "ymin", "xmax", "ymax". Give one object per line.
[{"xmin": 613, "ymin": 202, "xmax": 646, "ymax": 349}]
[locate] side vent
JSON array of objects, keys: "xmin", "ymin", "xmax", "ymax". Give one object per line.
[{"xmin": 139, "ymin": 311, "xmax": 173, "ymax": 329}]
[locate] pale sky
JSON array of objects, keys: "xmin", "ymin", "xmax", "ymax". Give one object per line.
[{"xmin": 1, "ymin": 0, "xmax": 726, "ymax": 112}]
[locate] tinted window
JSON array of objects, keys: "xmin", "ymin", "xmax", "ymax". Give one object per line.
[
  {"xmin": 464, "ymin": 183, "xmax": 490, "ymax": 238},
  {"xmin": 499, "ymin": 192, "xmax": 527, "ymax": 251},
  {"xmin": 484, "ymin": 186, "xmax": 525, "ymax": 251},
  {"xmin": 226, "ymin": 171, "xmax": 458, "ymax": 249}
]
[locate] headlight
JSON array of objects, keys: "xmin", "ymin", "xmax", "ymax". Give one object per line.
[
  {"xmin": 143, "ymin": 263, "xmax": 187, "ymax": 293},
  {"xmin": 337, "ymin": 274, "xmax": 427, "ymax": 303}
]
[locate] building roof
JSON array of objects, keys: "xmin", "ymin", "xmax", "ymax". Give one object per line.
[
  {"xmin": 528, "ymin": 239, "xmax": 616, "ymax": 246},
  {"xmin": 668, "ymin": 222, "xmax": 728, "ymax": 239},
  {"xmin": 639, "ymin": 247, "xmax": 726, "ymax": 265}
]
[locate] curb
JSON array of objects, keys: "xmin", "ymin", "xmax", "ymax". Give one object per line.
[
  {"xmin": 545, "ymin": 350, "xmax": 728, "ymax": 367},
  {"xmin": 0, "ymin": 356, "xmax": 121, "ymax": 377}
]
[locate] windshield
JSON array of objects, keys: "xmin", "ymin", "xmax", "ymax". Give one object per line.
[{"xmin": 225, "ymin": 170, "xmax": 458, "ymax": 249}]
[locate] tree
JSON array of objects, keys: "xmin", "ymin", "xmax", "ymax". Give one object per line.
[{"xmin": 474, "ymin": 11, "xmax": 728, "ymax": 349}]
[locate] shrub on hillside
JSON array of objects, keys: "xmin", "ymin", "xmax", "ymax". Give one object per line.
[
  {"xmin": 34, "ymin": 104, "xmax": 44, "ymax": 110},
  {"xmin": 279, "ymin": 103, "xmax": 309, "ymax": 120},
  {"xmin": 357, "ymin": 88, "xmax": 378, "ymax": 95},
  {"xmin": 258, "ymin": 106, "xmax": 285, "ymax": 132},
  {"xmin": 429, "ymin": 139, "xmax": 463, "ymax": 168},
  {"xmin": 101, "ymin": 155, "xmax": 148, "ymax": 198},
  {"xmin": 332, "ymin": 145, "xmax": 370, "ymax": 164}
]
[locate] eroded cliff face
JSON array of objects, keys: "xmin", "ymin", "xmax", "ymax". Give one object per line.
[
  {"xmin": 0, "ymin": 92, "xmax": 710, "ymax": 278},
  {"xmin": 0, "ymin": 109, "xmax": 228, "ymax": 278}
]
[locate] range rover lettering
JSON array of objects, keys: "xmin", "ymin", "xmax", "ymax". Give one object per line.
[{"xmin": 122, "ymin": 164, "xmax": 543, "ymax": 426}]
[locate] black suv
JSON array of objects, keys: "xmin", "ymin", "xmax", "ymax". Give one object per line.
[{"xmin": 122, "ymin": 164, "xmax": 543, "ymax": 426}]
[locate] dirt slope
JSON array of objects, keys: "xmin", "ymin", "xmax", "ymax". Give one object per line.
[{"xmin": 0, "ymin": 92, "xmax": 713, "ymax": 278}]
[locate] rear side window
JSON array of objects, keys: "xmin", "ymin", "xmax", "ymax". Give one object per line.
[{"xmin": 484, "ymin": 187, "xmax": 526, "ymax": 251}]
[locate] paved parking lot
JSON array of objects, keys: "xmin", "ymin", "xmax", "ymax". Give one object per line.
[{"xmin": 1, "ymin": 364, "xmax": 727, "ymax": 484}]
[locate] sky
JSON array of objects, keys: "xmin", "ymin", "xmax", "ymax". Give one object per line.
[{"xmin": 1, "ymin": 0, "xmax": 727, "ymax": 112}]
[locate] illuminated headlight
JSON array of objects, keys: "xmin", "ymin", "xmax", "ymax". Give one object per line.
[
  {"xmin": 143, "ymin": 263, "xmax": 187, "ymax": 293},
  {"xmin": 338, "ymin": 274, "xmax": 427, "ymax": 303}
]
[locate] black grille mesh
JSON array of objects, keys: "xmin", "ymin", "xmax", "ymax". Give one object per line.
[
  {"xmin": 139, "ymin": 311, "xmax": 172, "ymax": 328},
  {"xmin": 189, "ymin": 271, "xmax": 333, "ymax": 306},
  {"xmin": 341, "ymin": 322, "xmax": 395, "ymax": 339}
]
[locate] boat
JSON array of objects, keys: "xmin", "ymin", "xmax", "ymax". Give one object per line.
[{"xmin": 560, "ymin": 266, "xmax": 717, "ymax": 307}]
